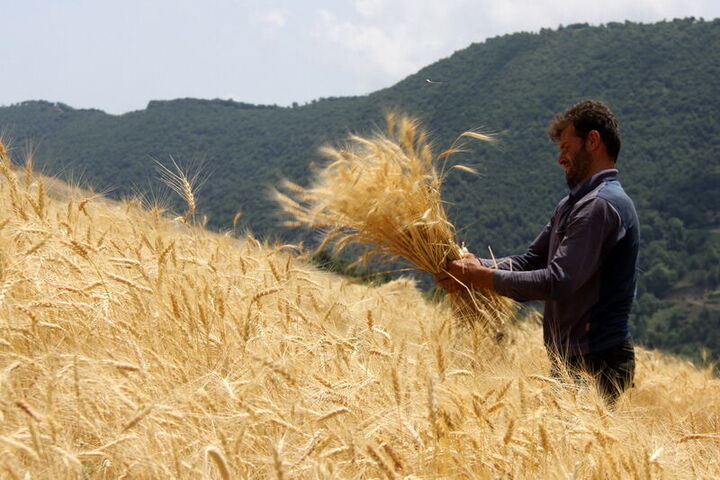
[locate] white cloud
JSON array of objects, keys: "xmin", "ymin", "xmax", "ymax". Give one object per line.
[
  {"xmin": 353, "ymin": 0, "xmax": 389, "ymax": 18},
  {"xmin": 315, "ymin": 1, "xmax": 469, "ymax": 91},
  {"xmin": 254, "ymin": 8, "xmax": 289, "ymax": 38},
  {"xmin": 312, "ymin": 0, "xmax": 720, "ymax": 95},
  {"xmin": 316, "ymin": 9, "xmax": 414, "ymax": 77}
]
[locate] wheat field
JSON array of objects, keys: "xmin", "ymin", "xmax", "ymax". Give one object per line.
[{"xmin": 1, "ymin": 147, "xmax": 719, "ymax": 479}]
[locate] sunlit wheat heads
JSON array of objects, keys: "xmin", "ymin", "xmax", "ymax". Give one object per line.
[
  {"xmin": 1, "ymin": 137, "xmax": 720, "ymax": 478},
  {"xmin": 276, "ymin": 113, "xmax": 515, "ymax": 336}
]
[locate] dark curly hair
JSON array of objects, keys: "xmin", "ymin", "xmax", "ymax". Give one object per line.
[{"xmin": 548, "ymin": 100, "xmax": 621, "ymax": 161}]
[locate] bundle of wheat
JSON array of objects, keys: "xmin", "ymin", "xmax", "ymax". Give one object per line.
[{"xmin": 277, "ymin": 113, "xmax": 515, "ymax": 335}]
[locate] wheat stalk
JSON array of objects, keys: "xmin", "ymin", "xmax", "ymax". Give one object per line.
[
  {"xmin": 277, "ymin": 113, "xmax": 514, "ymax": 335},
  {"xmin": 155, "ymin": 157, "xmax": 200, "ymax": 223},
  {"xmin": 205, "ymin": 446, "xmax": 231, "ymax": 480}
]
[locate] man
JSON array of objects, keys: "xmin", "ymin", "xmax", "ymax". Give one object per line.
[{"xmin": 436, "ymin": 100, "xmax": 639, "ymax": 405}]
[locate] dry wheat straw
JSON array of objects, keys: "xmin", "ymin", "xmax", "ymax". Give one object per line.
[
  {"xmin": 15, "ymin": 401, "xmax": 40, "ymax": 422},
  {"xmin": 205, "ymin": 446, "xmax": 231, "ymax": 480},
  {"xmin": 679, "ymin": 433, "xmax": 720, "ymax": 442},
  {"xmin": 277, "ymin": 113, "xmax": 514, "ymax": 335},
  {"xmin": 273, "ymin": 444, "xmax": 285, "ymax": 480},
  {"xmin": 318, "ymin": 407, "xmax": 350, "ymax": 422},
  {"xmin": 122, "ymin": 405, "xmax": 153, "ymax": 432},
  {"xmin": 0, "ymin": 145, "xmax": 26, "ymax": 220},
  {"xmin": 2, "ymin": 136, "xmax": 720, "ymax": 479},
  {"xmin": 366, "ymin": 444, "xmax": 395, "ymax": 479},
  {"xmin": 156, "ymin": 157, "xmax": 198, "ymax": 223}
]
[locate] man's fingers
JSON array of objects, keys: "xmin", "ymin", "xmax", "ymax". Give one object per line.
[
  {"xmin": 434, "ymin": 271, "xmax": 461, "ymax": 293},
  {"xmin": 445, "ymin": 279, "xmax": 465, "ymax": 293},
  {"xmin": 434, "ymin": 268, "xmax": 471, "ymax": 294},
  {"xmin": 437, "ymin": 280, "xmax": 460, "ymax": 294},
  {"xmin": 444, "ymin": 282, "xmax": 461, "ymax": 293}
]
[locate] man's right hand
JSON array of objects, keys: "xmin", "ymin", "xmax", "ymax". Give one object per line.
[{"xmin": 434, "ymin": 252, "xmax": 495, "ymax": 293}]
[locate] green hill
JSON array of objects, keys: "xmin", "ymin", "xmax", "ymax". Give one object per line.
[{"xmin": 1, "ymin": 18, "xmax": 719, "ymax": 364}]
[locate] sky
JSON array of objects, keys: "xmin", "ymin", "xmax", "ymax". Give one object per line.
[{"xmin": 2, "ymin": 0, "xmax": 718, "ymax": 115}]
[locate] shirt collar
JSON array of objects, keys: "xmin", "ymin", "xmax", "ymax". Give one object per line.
[{"xmin": 569, "ymin": 168, "xmax": 618, "ymax": 200}]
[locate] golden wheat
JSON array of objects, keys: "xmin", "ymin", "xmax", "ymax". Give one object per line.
[
  {"xmin": 277, "ymin": 113, "xmax": 515, "ymax": 336},
  {"xmin": 155, "ymin": 157, "xmax": 198, "ymax": 223},
  {"xmin": 0, "ymin": 139, "xmax": 718, "ymax": 478}
]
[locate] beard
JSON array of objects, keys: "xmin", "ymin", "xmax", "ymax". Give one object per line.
[{"xmin": 565, "ymin": 146, "xmax": 592, "ymax": 188}]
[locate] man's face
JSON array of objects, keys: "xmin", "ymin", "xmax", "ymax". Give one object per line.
[{"xmin": 557, "ymin": 124, "xmax": 591, "ymax": 187}]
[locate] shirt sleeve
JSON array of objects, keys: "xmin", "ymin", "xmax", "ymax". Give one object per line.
[
  {"xmin": 491, "ymin": 198, "xmax": 624, "ymax": 302},
  {"xmin": 480, "ymin": 221, "xmax": 551, "ymax": 271}
]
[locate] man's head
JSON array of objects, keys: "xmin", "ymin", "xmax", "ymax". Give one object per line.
[{"xmin": 548, "ymin": 100, "xmax": 621, "ymax": 187}]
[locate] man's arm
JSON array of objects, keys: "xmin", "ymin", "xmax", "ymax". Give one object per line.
[
  {"xmin": 435, "ymin": 220, "xmax": 552, "ymax": 293},
  {"xmin": 479, "ymin": 221, "xmax": 552, "ymax": 271},
  {"xmin": 492, "ymin": 199, "xmax": 623, "ymax": 302},
  {"xmin": 436, "ymin": 199, "xmax": 623, "ymax": 299}
]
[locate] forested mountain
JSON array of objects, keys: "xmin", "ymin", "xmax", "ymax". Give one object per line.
[{"xmin": 1, "ymin": 18, "xmax": 719, "ymax": 364}]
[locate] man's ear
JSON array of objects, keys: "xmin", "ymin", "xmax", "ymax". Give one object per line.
[{"xmin": 587, "ymin": 130, "xmax": 602, "ymax": 151}]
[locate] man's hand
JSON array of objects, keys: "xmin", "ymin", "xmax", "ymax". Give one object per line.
[{"xmin": 434, "ymin": 252, "xmax": 495, "ymax": 293}]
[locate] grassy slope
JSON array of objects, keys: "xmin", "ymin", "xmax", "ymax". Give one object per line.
[{"xmin": 2, "ymin": 156, "xmax": 720, "ymax": 478}]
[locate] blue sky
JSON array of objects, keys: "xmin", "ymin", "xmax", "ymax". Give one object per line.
[{"xmin": 2, "ymin": 0, "xmax": 718, "ymax": 114}]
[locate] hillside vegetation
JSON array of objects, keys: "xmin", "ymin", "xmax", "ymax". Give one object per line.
[
  {"xmin": 1, "ymin": 18, "xmax": 719, "ymax": 367},
  {"xmin": 2, "ymin": 148, "xmax": 720, "ymax": 477}
]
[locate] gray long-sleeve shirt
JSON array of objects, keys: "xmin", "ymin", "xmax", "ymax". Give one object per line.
[{"xmin": 485, "ymin": 169, "xmax": 639, "ymax": 357}]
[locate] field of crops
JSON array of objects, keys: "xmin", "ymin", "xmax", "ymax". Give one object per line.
[{"xmin": 1, "ymin": 146, "xmax": 719, "ymax": 478}]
